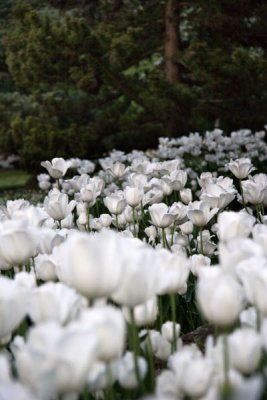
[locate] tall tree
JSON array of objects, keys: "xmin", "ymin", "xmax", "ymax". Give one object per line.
[{"xmin": 1, "ymin": 0, "xmax": 267, "ymax": 169}]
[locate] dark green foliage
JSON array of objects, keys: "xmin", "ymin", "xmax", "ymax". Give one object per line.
[{"xmin": 1, "ymin": 0, "xmax": 267, "ymax": 169}]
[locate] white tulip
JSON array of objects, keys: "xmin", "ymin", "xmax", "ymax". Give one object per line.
[
  {"xmin": 187, "ymin": 201, "xmax": 218, "ymax": 227},
  {"xmin": 99, "ymin": 213, "xmax": 112, "ymax": 228},
  {"xmin": 104, "ymin": 194, "xmax": 126, "ymax": 215},
  {"xmin": 27, "ymin": 282, "xmax": 87, "ymax": 325},
  {"xmin": 201, "ymin": 182, "xmax": 236, "ymax": 209},
  {"xmin": 15, "ymin": 322, "xmax": 99, "ymax": 397},
  {"xmin": 228, "ymin": 158, "xmax": 255, "ymax": 179},
  {"xmin": 143, "ymin": 330, "xmax": 172, "ymax": 361},
  {"xmin": 179, "ymin": 188, "xmax": 192, "ymax": 204},
  {"xmin": 161, "ymin": 321, "xmax": 181, "ymax": 343},
  {"xmin": 197, "ymin": 268, "xmax": 244, "ymax": 327},
  {"xmin": 111, "ymin": 243, "xmax": 160, "ymax": 307},
  {"xmin": 37, "ymin": 228, "xmax": 64, "ymax": 254},
  {"xmin": 157, "ymin": 249, "xmax": 189, "ymax": 295},
  {"xmin": 106, "ymin": 161, "xmax": 127, "ymax": 179},
  {"xmin": 179, "ymin": 221, "xmax": 193, "ymax": 235},
  {"xmin": 55, "ymin": 230, "xmax": 123, "ymax": 299},
  {"xmin": 229, "ymin": 328, "xmax": 262, "ymax": 374},
  {"xmin": 180, "ymin": 357, "xmax": 214, "ymax": 398},
  {"xmin": 190, "ymin": 254, "xmax": 211, "ymax": 276},
  {"xmin": 219, "ymin": 238, "xmax": 263, "ymax": 274},
  {"xmin": 0, "ymin": 277, "xmax": 28, "ymax": 341},
  {"xmin": 124, "ymin": 186, "xmax": 143, "ymax": 208},
  {"xmin": 217, "ymin": 211, "xmax": 255, "ymax": 242},
  {"xmin": 0, "ymin": 219, "xmax": 37, "ymax": 269},
  {"xmin": 77, "ymin": 305, "xmax": 126, "ymax": 361},
  {"xmin": 149, "ymin": 203, "xmax": 175, "ymax": 228},
  {"xmin": 87, "ymin": 360, "xmax": 118, "ymax": 391},
  {"xmin": 43, "ymin": 189, "xmax": 76, "ymax": 221},
  {"xmin": 118, "ymin": 352, "xmax": 147, "ymax": 389},
  {"xmin": 242, "ymin": 178, "xmax": 265, "ymax": 205},
  {"xmin": 41, "ymin": 157, "xmax": 71, "ymax": 179},
  {"xmin": 123, "ymin": 296, "xmax": 158, "ymax": 327},
  {"xmin": 0, "ymin": 382, "xmax": 38, "ymax": 400},
  {"xmin": 156, "ymin": 369, "xmax": 180, "ymax": 399}
]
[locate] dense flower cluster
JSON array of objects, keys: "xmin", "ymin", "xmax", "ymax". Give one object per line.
[{"xmin": 0, "ymin": 128, "xmax": 267, "ymax": 400}]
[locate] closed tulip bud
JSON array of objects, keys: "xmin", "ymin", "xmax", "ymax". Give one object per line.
[
  {"xmin": 104, "ymin": 194, "xmax": 126, "ymax": 215},
  {"xmin": 28, "ymin": 282, "xmax": 87, "ymax": 325},
  {"xmin": 123, "ymin": 296, "xmax": 158, "ymax": 327},
  {"xmin": 15, "ymin": 321, "xmax": 99, "ymax": 396},
  {"xmin": 55, "ymin": 230, "xmax": 123, "ymax": 299},
  {"xmin": 78, "ymin": 212, "xmax": 87, "ymax": 226},
  {"xmin": 161, "ymin": 321, "xmax": 181, "ymax": 343},
  {"xmin": 156, "ymin": 370, "xmax": 180, "ymax": 399},
  {"xmin": 143, "ymin": 330, "xmax": 172, "ymax": 361},
  {"xmin": 241, "ymin": 179, "xmax": 265, "ymax": 205},
  {"xmin": 44, "ymin": 189, "xmax": 76, "ymax": 221},
  {"xmin": 118, "ymin": 352, "xmax": 147, "ymax": 389},
  {"xmin": 229, "ymin": 328, "xmax": 262, "ymax": 374},
  {"xmin": 190, "ymin": 254, "xmax": 211, "ymax": 276},
  {"xmin": 78, "ymin": 305, "xmax": 126, "ymax": 361},
  {"xmin": 35, "ymin": 254, "xmax": 58, "ymax": 282},
  {"xmin": 217, "ymin": 211, "xmax": 255, "ymax": 242},
  {"xmin": 99, "ymin": 213, "xmax": 112, "ymax": 228},
  {"xmin": 80, "ymin": 186, "xmax": 97, "ymax": 204},
  {"xmin": 180, "ymin": 221, "xmax": 193, "ymax": 235},
  {"xmin": 0, "ymin": 219, "xmax": 38, "ymax": 269},
  {"xmin": 87, "ymin": 360, "xmax": 118, "ymax": 391},
  {"xmin": 145, "ymin": 225, "xmax": 157, "ymax": 243},
  {"xmin": 170, "ymin": 170, "xmax": 187, "ymax": 191},
  {"xmin": 124, "ymin": 187, "xmax": 143, "ymax": 207},
  {"xmin": 0, "ymin": 277, "xmax": 28, "ymax": 341},
  {"xmin": 180, "ymin": 188, "xmax": 192, "ymax": 204},
  {"xmin": 197, "ymin": 268, "xmax": 244, "ymax": 327},
  {"xmin": 180, "ymin": 357, "xmax": 214, "ymax": 398}
]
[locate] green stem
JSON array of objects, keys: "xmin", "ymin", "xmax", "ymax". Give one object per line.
[
  {"xmin": 256, "ymin": 308, "xmax": 261, "ymax": 332},
  {"xmin": 96, "ymin": 198, "xmax": 100, "ymax": 217},
  {"xmin": 170, "ymin": 222, "xmax": 176, "ymax": 246},
  {"xmin": 130, "ymin": 308, "xmax": 144, "ymax": 392},
  {"xmin": 115, "ymin": 214, "xmax": 119, "ymax": 231},
  {"xmin": 157, "ymin": 295, "xmax": 163, "ymax": 330},
  {"xmin": 199, "ymin": 227, "xmax": 204, "ymax": 254},
  {"xmin": 87, "ymin": 206, "xmax": 91, "ymax": 232},
  {"xmin": 223, "ymin": 334, "xmax": 230, "ymax": 390},
  {"xmin": 105, "ymin": 362, "xmax": 115, "ymax": 400},
  {"xmin": 132, "ymin": 207, "xmax": 137, "ymax": 237},
  {"xmin": 145, "ymin": 330, "xmax": 155, "ymax": 392},
  {"xmin": 239, "ymin": 179, "xmax": 249, "ymax": 212},
  {"xmin": 256, "ymin": 204, "xmax": 261, "ymax": 223},
  {"xmin": 170, "ymin": 293, "xmax": 177, "ymax": 352},
  {"xmin": 187, "ymin": 235, "xmax": 192, "ymax": 256},
  {"xmin": 161, "ymin": 228, "xmax": 170, "ymax": 249}
]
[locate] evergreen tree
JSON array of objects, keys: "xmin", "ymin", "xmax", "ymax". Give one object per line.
[{"xmin": 1, "ymin": 0, "xmax": 267, "ymax": 169}]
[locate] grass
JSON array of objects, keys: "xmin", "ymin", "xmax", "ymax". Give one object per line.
[
  {"xmin": 0, "ymin": 169, "xmax": 31, "ymax": 190},
  {"xmin": 0, "ymin": 169, "xmax": 44, "ymax": 204}
]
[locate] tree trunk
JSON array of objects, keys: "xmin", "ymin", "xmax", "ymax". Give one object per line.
[
  {"xmin": 165, "ymin": 0, "xmax": 180, "ymax": 84},
  {"xmin": 164, "ymin": 0, "xmax": 181, "ymax": 136}
]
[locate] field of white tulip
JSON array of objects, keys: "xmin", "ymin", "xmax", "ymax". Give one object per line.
[{"xmin": 0, "ymin": 127, "xmax": 267, "ymax": 400}]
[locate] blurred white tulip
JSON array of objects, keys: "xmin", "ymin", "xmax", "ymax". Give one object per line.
[{"xmin": 41, "ymin": 157, "xmax": 71, "ymax": 179}]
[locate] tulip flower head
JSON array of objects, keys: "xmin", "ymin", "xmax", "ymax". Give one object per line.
[{"xmin": 41, "ymin": 158, "xmax": 71, "ymax": 179}]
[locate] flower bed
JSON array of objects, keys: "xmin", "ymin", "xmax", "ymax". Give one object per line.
[{"xmin": 0, "ymin": 127, "xmax": 267, "ymax": 399}]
